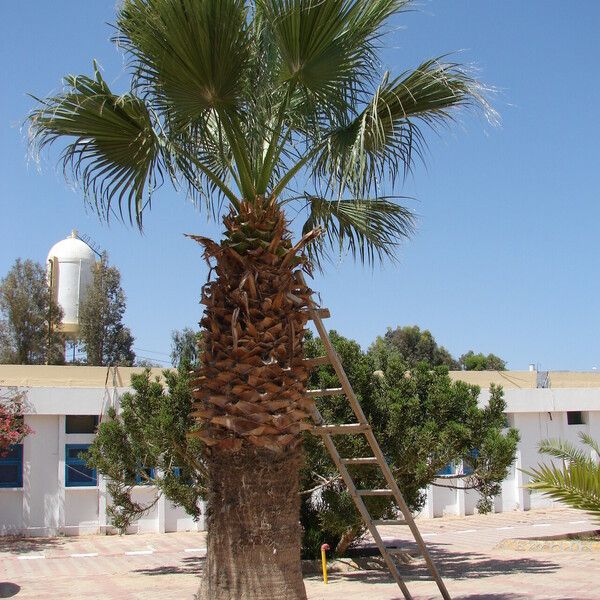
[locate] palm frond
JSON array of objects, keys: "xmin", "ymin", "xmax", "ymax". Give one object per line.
[
  {"xmin": 524, "ymin": 461, "xmax": 600, "ymax": 521},
  {"xmin": 170, "ymin": 112, "xmax": 240, "ymax": 215},
  {"xmin": 580, "ymin": 432, "xmax": 600, "ymax": 458},
  {"xmin": 116, "ymin": 0, "xmax": 251, "ymax": 126},
  {"xmin": 301, "ymin": 195, "xmax": 415, "ymax": 268},
  {"xmin": 314, "ymin": 59, "xmax": 495, "ymax": 197},
  {"xmin": 259, "ymin": 0, "xmax": 410, "ymax": 123},
  {"xmin": 28, "ymin": 63, "xmax": 165, "ymax": 228},
  {"xmin": 538, "ymin": 438, "xmax": 595, "ymax": 467}
]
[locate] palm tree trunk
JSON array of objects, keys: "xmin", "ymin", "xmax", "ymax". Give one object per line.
[
  {"xmin": 190, "ymin": 197, "xmax": 319, "ymax": 600},
  {"xmin": 197, "ymin": 446, "xmax": 306, "ymax": 600}
]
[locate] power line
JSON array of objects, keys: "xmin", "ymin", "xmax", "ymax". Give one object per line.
[{"xmin": 133, "ymin": 347, "xmax": 171, "ymax": 357}]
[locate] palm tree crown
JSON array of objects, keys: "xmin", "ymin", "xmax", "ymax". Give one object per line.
[{"xmin": 29, "ymin": 0, "xmax": 491, "ymax": 266}]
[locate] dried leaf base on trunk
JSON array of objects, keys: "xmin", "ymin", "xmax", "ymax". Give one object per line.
[
  {"xmin": 196, "ymin": 447, "xmax": 306, "ymax": 600},
  {"xmin": 191, "ymin": 198, "xmax": 315, "ymax": 600}
]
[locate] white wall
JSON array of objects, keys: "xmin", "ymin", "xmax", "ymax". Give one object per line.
[
  {"xmin": 0, "ymin": 385, "xmax": 204, "ymax": 537},
  {"xmin": 422, "ymin": 406, "xmax": 598, "ymax": 518},
  {"xmin": 3, "ymin": 376, "xmax": 600, "ymax": 533},
  {"xmin": 0, "ymin": 491, "xmax": 22, "ymax": 534},
  {"xmin": 23, "ymin": 415, "xmax": 60, "ymax": 535}
]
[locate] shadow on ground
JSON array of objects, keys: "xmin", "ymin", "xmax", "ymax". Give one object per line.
[
  {"xmin": 133, "ymin": 555, "xmax": 205, "ymax": 577},
  {"xmin": 306, "ymin": 540, "xmax": 559, "ymax": 586},
  {"xmin": 0, "ymin": 536, "xmax": 65, "ymax": 555},
  {"xmin": 454, "ymin": 595, "xmax": 583, "ymax": 600},
  {"xmin": 0, "ymin": 582, "xmax": 20, "ymax": 598}
]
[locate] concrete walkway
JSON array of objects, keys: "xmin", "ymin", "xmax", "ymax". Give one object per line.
[{"xmin": 0, "ymin": 507, "xmax": 597, "ymax": 599}]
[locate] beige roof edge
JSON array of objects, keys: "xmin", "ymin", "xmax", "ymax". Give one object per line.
[
  {"xmin": 2, "ymin": 365, "xmax": 600, "ymax": 389},
  {"xmin": 449, "ymin": 370, "xmax": 600, "ymax": 389},
  {"xmin": 0, "ymin": 365, "xmax": 170, "ymax": 388}
]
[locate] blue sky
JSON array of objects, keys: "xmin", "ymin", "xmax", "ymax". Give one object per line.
[{"xmin": 1, "ymin": 1, "xmax": 599, "ymax": 370}]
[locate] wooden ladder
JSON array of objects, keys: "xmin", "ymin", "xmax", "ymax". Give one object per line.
[{"xmin": 296, "ymin": 273, "xmax": 451, "ymax": 600}]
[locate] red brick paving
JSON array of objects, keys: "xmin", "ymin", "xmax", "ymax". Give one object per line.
[{"xmin": 0, "ymin": 507, "xmax": 598, "ymax": 599}]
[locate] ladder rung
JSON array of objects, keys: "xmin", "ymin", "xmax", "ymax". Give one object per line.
[
  {"xmin": 357, "ymin": 489, "xmax": 394, "ymax": 496},
  {"xmin": 298, "ymin": 306, "xmax": 331, "ymax": 319},
  {"xmin": 306, "ymin": 387, "xmax": 344, "ymax": 398},
  {"xmin": 314, "ymin": 424, "xmax": 369, "ymax": 435},
  {"xmin": 341, "ymin": 457, "xmax": 379, "ymax": 465},
  {"xmin": 374, "ymin": 519, "xmax": 408, "ymax": 526},
  {"xmin": 303, "ymin": 356, "xmax": 330, "ymax": 368},
  {"xmin": 309, "ymin": 307, "xmax": 330, "ymax": 319}
]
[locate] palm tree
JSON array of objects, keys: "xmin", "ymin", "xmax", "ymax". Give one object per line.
[
  {"xmin": 524, "ymin": 433, "xmax": 600, "ymax": 522},
  {"xmin": 28, "ymin": 1, "xmax": 490, "ymax": 598}
]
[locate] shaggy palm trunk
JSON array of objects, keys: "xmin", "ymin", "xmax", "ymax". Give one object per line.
[{"xmin": 191, "ymin": 197, "xmax": 317, "ymax": 600}]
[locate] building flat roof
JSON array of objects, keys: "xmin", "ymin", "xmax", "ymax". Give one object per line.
[
  {"xmin": 0, "ymin": 365, "xmax": 166, "ymax": 388},
  {"xmin": 449, "ymin": 370, "xmax": 600, "ymax": 389},
  {"xmin": 2, "ymin": 365, "xmax": 600, "ymax": 390}
]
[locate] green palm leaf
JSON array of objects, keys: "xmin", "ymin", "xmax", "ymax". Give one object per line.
[
  {"xmin": 525, "ymin": 462, "xmax": 600, "ymax": 521},
  {"xmin": 315, "ymin": 59, "xmax": 495, "ymax": 197},
  {"xmin": 265, "ymin": 0, "xmax": 412, "ymax": 129},
  {"xmin": 301, "ymin": 195, "xmax": 415, "ymax": 267},
  {"xmin": 117, "ymin": 0, "xmax": 251, "ymax": 124},
  {"xmin": 524, "ymin": 433, "xmax": 600, "ymax": 522},
  {"xmin": 29, "ymin": 63, "xmax": 165, "ymax": 227},
  {"xmin": 537, "ymin": 437, "xmax": 596, "ymax": 468},
  {"xmin": 29, "ymin": 0, "xmax": 491, "ymax": 256}
]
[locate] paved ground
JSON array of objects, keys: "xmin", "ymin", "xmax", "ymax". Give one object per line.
[{"xmin": 1, "ymin": 507, "xmax": 598, "ymax": 599}]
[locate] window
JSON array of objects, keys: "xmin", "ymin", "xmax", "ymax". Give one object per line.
[
  {"xmin": 65, "ymin": 444, "xmax": 97, "ymax": 487},
  {"xmin": 462, "ymin": 449, "xmax": 479, "ymax": 475},
  {"xmin": 567, "ymin": 411, "xmax": 585, "ymax": 425},
  {"xmin": 0, "ymin": 445, "xmax": 23, "ymax": 488},
  {"xmin": 135, "ymin": 467, "xmax": 155, "ymax": 485},
  {"xmin": 66, "ymin": 415, "xmax": 98, "ymax": 434},
  {"xmin": 436, "ymin": 463, "xmax": 455, "ymax": 476}
]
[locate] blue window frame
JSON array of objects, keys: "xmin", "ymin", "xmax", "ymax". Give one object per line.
[
  {"xmin": 65, "ymin": 444, "xmax": 97, "ymax": 487},
  {"xmin": 135, "ymin": 467, "xmax": 155, "ymax": 485},
  {"xmin": 436, "ymin": 462, "xmax": 455, "ymax": 476},
  {"xmin": 462, "ymin": 449, "xmax": 479, "ymax": 475},
  {"xmin": 0, "ymin": 444, "xmax": 23, "ymax": 488}
]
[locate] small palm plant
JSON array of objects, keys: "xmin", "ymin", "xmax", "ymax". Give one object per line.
[
  {"xmin": 524, "ymin": 432, "xmax": 600, "ymax": 521},
  {"xmin": 27, "ymin": 1, "xmax": 491, "ymax": 598}
]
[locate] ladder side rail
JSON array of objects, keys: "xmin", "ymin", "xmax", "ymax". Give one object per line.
[
  {"xmin": 316, "ymin": 430, "xmax": 414, "ymax": 600},
  {"xmin": 298, "ymin": 272, "xmax": 451, "ymax": 599},
  {"xmin": 363, "ymin": 429, "xmax": 452, "ymax": 600},
  {"xmin": 308, "ymin": 309, "xmax": 371, "ymax": 425},
  {"xmin": 296, "ymin": 272, "xmax": 369, "ymax": 424}
]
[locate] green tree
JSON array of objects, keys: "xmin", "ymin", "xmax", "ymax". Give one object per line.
[
  {"xmin": 28, "ymin": 2, "xmax": 490, "ymax": 597},
  {"xmin": 301, "ymin": 331, "xmax": 519, "ymax": 557},
  {"xmin": 88, "ymin": 331, "xmax": 518, "ymax": 561},
  {"xmin": 524, "ymin": 433, "xmax": 600, "ymax": 522},
  {"xmin": 375, "ymin": 325, "xmax": 459, "ymax": 369},
  {"xmin": 170, "ymin": 327, "xmax": 202, "ymax": 369},
  {"xmin": 460, "ymin": 350, "xmax": 506, "ymax": 371},
  {"xmin": 0, "ymin": 259, "xmax": 64, "ymax": 365},
  {"xmin": 86, "ymin": 368, "xmax": 204, "ymax": 531},
  {"xmin": 79, "ymin": 256, "xmax": 135, "ymax": 366}
]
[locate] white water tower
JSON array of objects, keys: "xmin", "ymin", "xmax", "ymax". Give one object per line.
[{"xmin": 47, "ymin": 230, "xmax": 97, "ymax": 338}]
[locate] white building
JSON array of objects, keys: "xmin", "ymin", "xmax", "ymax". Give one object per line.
[
  {"xmin": 421, "ymin": 369, "xmax": 600, "ymax": 518},
  {"xmin": 1, "ymin": 366, "xmax": 599, "ymax": 535},
  {"xmin": 0, "ymin": 365, "xmax": 204, "ymax": 536}
]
